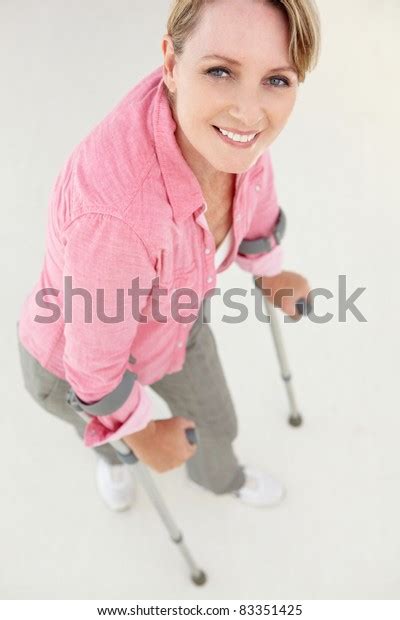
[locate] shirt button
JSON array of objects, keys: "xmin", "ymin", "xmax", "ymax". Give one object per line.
[
  {"xmin": 255, "ymin": 184, "xmax": 261, "ymax": 192},
  {"xmin": 207, "ymin": 275, "xmax": 213, "ymax": 283},
  {"xmin": 177, "ymin": 341, "xmax": 183, "ymax": 348},
  {"xmin": 205, "ymin": 247, "xmax": 211, "ymax": 255}
]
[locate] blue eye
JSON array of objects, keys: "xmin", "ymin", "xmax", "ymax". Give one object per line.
[
  {"xmin": 268, "ymin": 76, "xmax": 290, "ymax": 87},
  {"xmin": 206, "ymin": 66, "xmax": 231, "ymax": 79}
]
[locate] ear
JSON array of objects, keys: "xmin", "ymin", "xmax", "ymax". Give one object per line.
[{"xmin": 161, "ymin": 34, "xmax": 177, "ymax": 94}]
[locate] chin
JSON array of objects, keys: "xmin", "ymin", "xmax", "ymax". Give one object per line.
[{"xmin": 211, "ymin": 155, "xmax": 261, "ymax": 175}]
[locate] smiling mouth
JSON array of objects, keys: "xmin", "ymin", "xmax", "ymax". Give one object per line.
[{"xmin": 212, "ymin": 125, "xmax": 260, "ymax": 145}]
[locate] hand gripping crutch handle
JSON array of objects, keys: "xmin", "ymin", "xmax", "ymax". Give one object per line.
[
  {"xmin": 254, "ymin": 277, "xmax": 313, "ymax": 318},
  {"xmin": 66, "ymin": 387, "xmax": 198, "ymax": 464},
  {"xmin": 115, "ymin": 427, "xmax": 198, "ymax": 465}
]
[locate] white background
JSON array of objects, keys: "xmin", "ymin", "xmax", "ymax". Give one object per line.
[{"xmin": 1, "ymin": 0, "xmax": 400, "ymax": 600}]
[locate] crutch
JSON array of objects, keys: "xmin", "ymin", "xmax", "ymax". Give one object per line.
[
  {"xmin": 252, "ymin": 274, "xmax": 313, "ymax": 427},
  {"xmin": 66, "ymin": 391, "xmax": 207, "ymax": 586},
  {"xmin": 238, "ymin": 206, "xmax": 312, "ymax": 426}
]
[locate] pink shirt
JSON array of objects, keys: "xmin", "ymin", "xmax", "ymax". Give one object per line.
[{"xmin": 17, "ymin": 64, "xmax": 284, "ymax": 449}]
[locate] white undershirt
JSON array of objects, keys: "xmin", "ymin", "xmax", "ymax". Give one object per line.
[
  {"xmin": 199, "ymin": 208, "xmax": 234, "ymax": 270},
  {"xmin": 214, "ymin": 224, "xmax": 234, "ymax": 269}
]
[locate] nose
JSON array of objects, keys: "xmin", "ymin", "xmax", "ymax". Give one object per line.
[{"xmin": 228, "ymin": 87, "xmax": 265, "ymax": 130}]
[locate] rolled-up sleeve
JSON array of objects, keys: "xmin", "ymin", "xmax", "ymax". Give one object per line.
[
  {"xmin": 62, "ymin": 212, "xmax": 156, "ymax": 448},
  {"xmin": 235, "ymin": 149, "xmax": 284, "ymax": 277}
]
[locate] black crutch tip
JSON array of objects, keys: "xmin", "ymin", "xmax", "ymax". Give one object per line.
[
  {"xmin": 289, "ymin": 414, "xmax": 303, "ymax": 427},
  {"xmin": 191, "ymin": 570, "xmax": 207, "ymax": 586}
]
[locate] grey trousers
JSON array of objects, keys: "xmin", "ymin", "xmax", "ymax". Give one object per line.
[{"xmin": 16, "ymin": 307, "xmax": 245, "ymax": 495}]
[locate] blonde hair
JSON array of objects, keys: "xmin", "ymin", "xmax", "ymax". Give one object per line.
[{"xmin": 166, "ymin": 0, "xmax": 321, "ymax": 97}]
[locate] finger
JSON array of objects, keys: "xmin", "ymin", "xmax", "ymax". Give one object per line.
[
  {"xmin": 188, "ymin": 442, "xmax": 198, "ymax": 455},
  {"xmin": 285, "ymin": 309, "xmax": 301, "ymax": 322},
  {"xmin": 183, "ymin": 417, "xmax": 196, "ymax": 429},
  {"xmin": 182, "ymin": 440, "xmax": 197, "ymax": 458}
]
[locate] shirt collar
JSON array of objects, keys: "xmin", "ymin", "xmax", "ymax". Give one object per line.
[{"xmin": 151, "ymin": 65, "xmax": 262, "ymax": 225}]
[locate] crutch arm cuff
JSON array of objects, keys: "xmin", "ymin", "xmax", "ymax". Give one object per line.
[
  {"xmin": 237, "ymin": 207, "xmax": 286, "ymax": 256},
  {"xmin": 83, "ymin": 381, "xmax": 154, "ymax": 448},
  {"xmin": 66, "ymin": 368, "xmax": 138, "ymax": 417}
]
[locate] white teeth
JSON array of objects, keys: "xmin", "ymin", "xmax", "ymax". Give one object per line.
[{"xmin": 217, "ymin": 127, "xmax": 257, "ymax": 143}]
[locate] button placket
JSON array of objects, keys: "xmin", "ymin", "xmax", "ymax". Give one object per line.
[
  {"xmin": 168, "ymin": 251, "xmax": 199, "ymax": 343},
  {"xmin": 199, "ymin": 215, "xmax": 216, "ymax": 291}
]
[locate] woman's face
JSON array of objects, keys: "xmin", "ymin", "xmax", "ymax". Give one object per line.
[{"xmin": 162, "ymin": 0, "xmax": 299, "ymax": 177}]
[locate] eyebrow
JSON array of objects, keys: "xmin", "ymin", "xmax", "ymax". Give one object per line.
[{"xmin": 200, "ymin": 54, "xmax": 298, "ymax": 75}]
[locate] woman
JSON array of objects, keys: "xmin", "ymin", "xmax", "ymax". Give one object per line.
[{"xmin": 17, "ymin": 0, "xmax": 320, "ymax": 511}]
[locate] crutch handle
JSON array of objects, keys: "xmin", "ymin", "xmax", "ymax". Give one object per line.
[
  {"xmin": 295, "ymin": 296, "xmax": 314, "ymax": 316},
  {"xmin": 185, "ymin": 427, "xmax": 198, "ymax": 445}
]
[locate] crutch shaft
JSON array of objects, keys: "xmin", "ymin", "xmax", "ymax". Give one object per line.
[
  {"xmin": 254, "ymin": 276, "xmax": 303, "ymax": 426},
  {"xmin": 71, "ymin": 406, "xmax": 207, "ymax": 585}
]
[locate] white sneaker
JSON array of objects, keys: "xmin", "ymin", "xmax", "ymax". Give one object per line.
[
  {"xmin": 233, "ymin": 465, "xmax": 285, "ymax": 507},
  {"xmin": 95, "ymin": 456, "xmax": 137, "ymax": 511}
]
